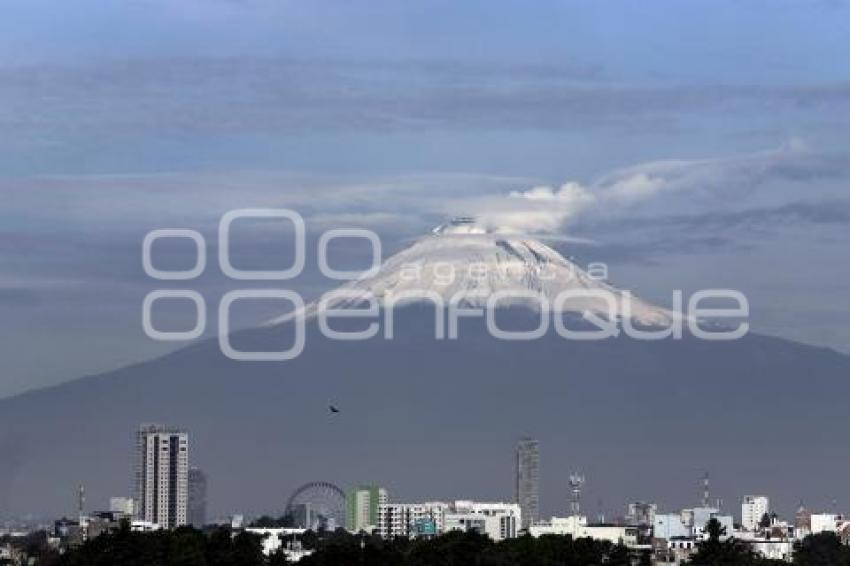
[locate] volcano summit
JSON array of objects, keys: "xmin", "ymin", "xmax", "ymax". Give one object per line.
[{"xmin": 262, "ymin": 220, "xmax": 743, "ymax": 356}]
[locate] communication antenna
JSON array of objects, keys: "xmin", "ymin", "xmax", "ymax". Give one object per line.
[
  {"xmin": 78, "ymin": 484, "xmax": 86, "ymax": 520},
  {"xmin": 702, "ymin": 472, "xmax": 710, "ymax": 508},
  {"xmin": 568, "ymin": 473, "xmax": 585, "ymax": 517}
]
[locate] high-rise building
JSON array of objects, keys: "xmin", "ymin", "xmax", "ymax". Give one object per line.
[
  {"xmin": 346, "ymin": 485, "xmax": 388, "ymax": 533},
  {"xmin": 135, "ymin": 424, "xmax": 189, "ymax": 529},
  {"xmin": 741, "ymin": 495, "xmax": 770, "ymax": 532},
  {"xmin": 188, "ymin": 467, "xmax": 207, "ymax": 528},
  {"xmin": 515, "ymin": 438, "xmax": 539, "ymax": 530}
]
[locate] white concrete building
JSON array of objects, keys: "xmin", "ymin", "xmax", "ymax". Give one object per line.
[
  {"xmin": 377, "ymin": 502, "xmax": 448, "ymax": 539},
  {"xmin": 811, "ymin": 513, "xmax": 842, "ymax": 534},
  {"xmin": 582, "ymin": 524, "xmax": 640, "ymax": 546},
  {"xmin": 653, "ymin": 513, "xmax": 691, "ymax": 540},
  {"xmin": 135, "ymin": 425, "xmax": 189, "ymax": 529},
  {"xmin": 444, "ymin": 501, "xmax": 521, "ymax": 542},
  {"xmin": 529, "ymin": 515, "xmax": 638, "ymax": 546},
  {"xmin": 741, "ymin": 496, "xmax": 770, "ymax": 532},
  {"xmin": 529, "ymin": 515, "xmax": 587, "ymax": 537}
]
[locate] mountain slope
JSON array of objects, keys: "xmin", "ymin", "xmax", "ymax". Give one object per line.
[
  {"xmin": 0, "ymin": 227, "xmax": 848, "ymax": 521},
  {"xmin": 1, "ymin": 306, "xmax": 849, "ymax": 522}
]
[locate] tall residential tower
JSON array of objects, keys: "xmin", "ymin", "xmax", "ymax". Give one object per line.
[
  {"xmin": 515, "ymin": 438, "xmax": 539, "ymax": 530},
  {"xmin": 136, "ymin": 424, "xmax": 189, "ymax": 529}
]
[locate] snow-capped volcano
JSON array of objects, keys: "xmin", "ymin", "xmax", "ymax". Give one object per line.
[{"xmin": 277, "ymin": 219, "xmax": 673, "ymax": 326}]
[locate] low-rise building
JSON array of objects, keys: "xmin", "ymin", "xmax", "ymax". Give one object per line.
[
  {"xmin": 740, "ymin": 537, "xmax": 794, "ymax": 561},
  {"xmin": 653, "ymin": 513, "xmax": 691, "ymax": 540},
  {"xmin": 528, "ymin": 514, "xmax": 586, "ymax": 537},
  {"xmin": 655, "ymin": 536, "xmax": 698, "ymax": 564},
  {"xmin": 377, "ymin": 500, "xmax": 521, "ymax": 541},
  {"xmin": 529, "ymin": 515, "xmax": 638, "ymax": 546},
  {"xmin": 131, "ymin": 520, "xmax": 162, "ymax": 532},
  {"xmin": 810, "ymin": 513, "xmax": 846, "ymax": 534},
  {"xmin": 687, "ymin": 507, "xmax": 734, "ymax": 538},
  {"xmin": 444, "ymin": 501, "xmax": 521, "ymax": 542}
]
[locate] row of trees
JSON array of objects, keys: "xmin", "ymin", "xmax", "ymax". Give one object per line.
[
  {"xmin": 29, "ymin": 518, "xmax": 850, "ymax": 566},
  {"xmin": 31, "ymin": 525, "xmax": 286, "ymax": 566},
  {"xmin": 49, "ymin": 525, "xmax": 649, "ymax": 566}
]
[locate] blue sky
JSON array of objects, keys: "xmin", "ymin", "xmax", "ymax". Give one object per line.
[{"xmin": 1, "ymin": 0, "xmax": 850, "ymax": 396}]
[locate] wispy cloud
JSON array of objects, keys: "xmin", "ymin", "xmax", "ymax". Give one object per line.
[{"xmin": 478, "ymin": 142, "xmax": 850, "ymax": 234}]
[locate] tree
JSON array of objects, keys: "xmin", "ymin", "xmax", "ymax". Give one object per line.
[
  {"xmin": 793, "ymin": 532, "xmax": 850, "ymax": 566},
  {"xmin": 688, "ymin": 518, "xmax": 767, "ymax": 566}
]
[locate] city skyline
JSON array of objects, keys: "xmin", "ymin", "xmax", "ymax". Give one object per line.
[{"xmin": 12, "ymin": 426, "xmax": 842, "ymax": 531}]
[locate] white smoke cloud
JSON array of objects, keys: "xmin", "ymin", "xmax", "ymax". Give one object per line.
[
  {"xmin": 472, "ymin": 181, "xmax": 597, "ymax": 233},
  {"xmin": 485, "ymin": 141, "xmax": 843, "ymax": 234}
]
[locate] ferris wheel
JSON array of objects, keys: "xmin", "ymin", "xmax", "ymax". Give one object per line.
[{"xmin": 285, "ymin": 481, "xmax": 347, "ymax": 531}]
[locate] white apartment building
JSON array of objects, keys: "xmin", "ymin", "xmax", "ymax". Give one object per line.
[
  {"xmin": 377, "ymin": 502, "xmax": 448, "ymax": 539},
  {"xmin": 444, "ymin": 501, "xmax": 521, "ymax": 542},
  {"xmin": 135, "ymin": 425, "xmax": 189, "ymax": 529},
  {"xmin": 377, "ymin": 501, "xmax": 522, "ymax": 541},
  {"xmin": 741, "ymin": 496, "xmax": 770, "ymax": 531}
]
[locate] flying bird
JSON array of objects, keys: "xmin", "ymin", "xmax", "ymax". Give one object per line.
[{"xmin": 329, "ymin": 405, "xmax": 340, "ymax": 414}]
